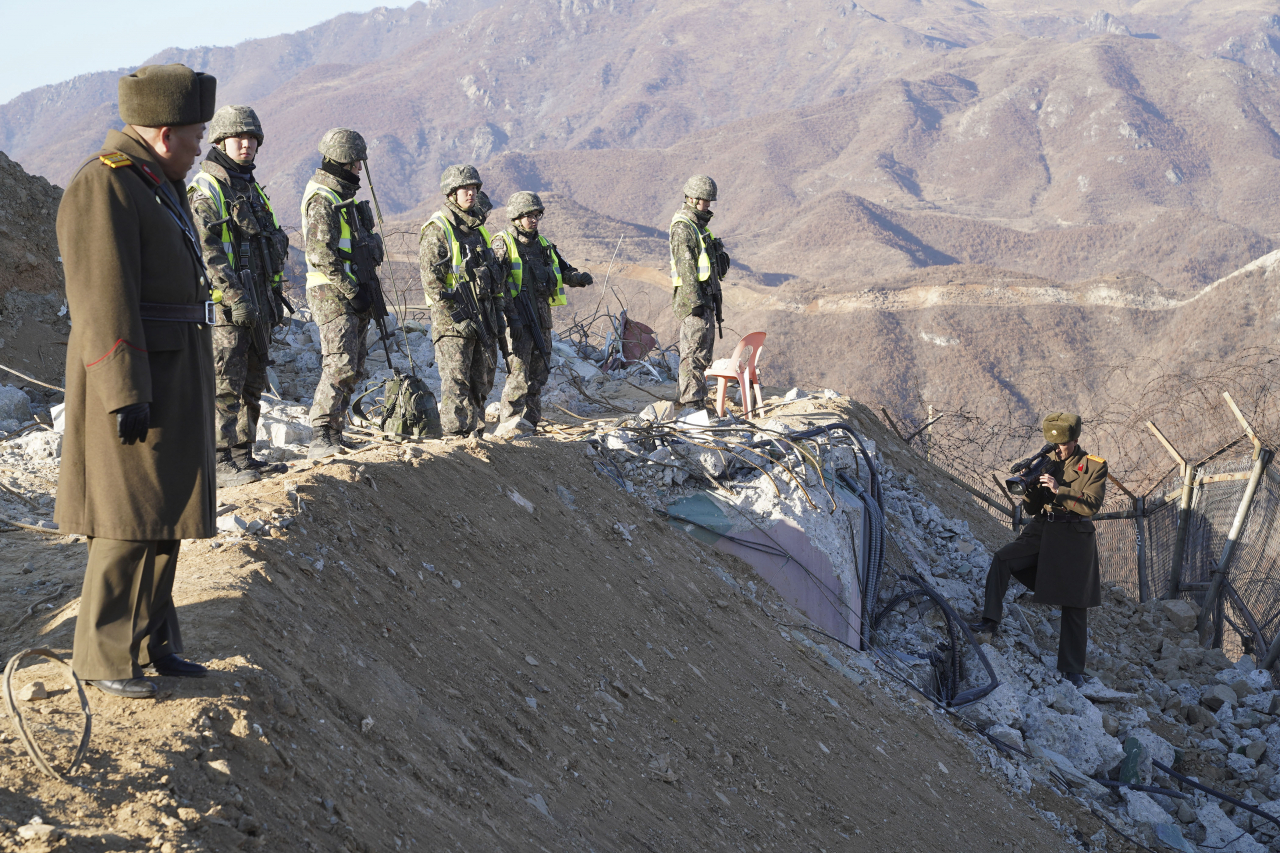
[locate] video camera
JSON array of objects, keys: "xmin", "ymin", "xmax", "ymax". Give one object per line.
[{"xmin": 1005, "ymin": 443, "xmax": 1056, "ymax": 497}]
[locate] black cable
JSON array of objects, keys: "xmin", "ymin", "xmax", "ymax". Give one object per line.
[{"xmin": 1152, "ymin": 759, "xmax": 1280, "ymax": 833}]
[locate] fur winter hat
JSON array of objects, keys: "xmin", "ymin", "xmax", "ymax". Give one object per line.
[{"xmin": 118, "ymin": 64, "xmax": 217, "ymax": 127}]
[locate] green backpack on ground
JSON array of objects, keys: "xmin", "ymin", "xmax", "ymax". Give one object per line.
[{"xmin": 381, "ymin": 374, "xmax": 443, "ymax": 439}]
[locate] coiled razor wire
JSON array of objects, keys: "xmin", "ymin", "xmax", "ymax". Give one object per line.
[{"xmin": 3, "ymin": 649, "xmax": 92, "ymax": 782}]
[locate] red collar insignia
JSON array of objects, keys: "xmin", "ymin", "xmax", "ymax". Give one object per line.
[
  {"xmin": 1077, "ymin": 463, "xmax": 1084, "ymax": 472},
  {"xmin": 136, "ymin": 162, "xmax": 161, "ymax": 184}
]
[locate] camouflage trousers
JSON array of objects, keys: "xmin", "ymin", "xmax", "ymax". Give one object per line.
[
  {"xmin": 308, "ymin": 294, "xmax": 369, "ymax": 432},
  {"xmin": 678, "ymin": 312, "xmax": 715, "ymax": 405},
  {"xmin": 213, "ymin": 324, "xmax": 268, "ymax": 452},
  {"xmin": 500, "ymin": 322, "xmax": 551, "ymax": 426},
  {"xmin": 435, "ymin": 326, "xmax": 497, "ymax": 436}
]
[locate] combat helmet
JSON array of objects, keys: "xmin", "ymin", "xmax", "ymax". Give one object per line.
[
  {"xmin": 318, "ymin": 128, "xmax": 367, "ymax": 163},
  {"xmin": 506, "ymin": 191, "xmax": 544, "ymax": 220},
  {"xmin": 441, "ymin": 164, "xmax": 482, "ymax": 197},
  {"xmin": 210, "ymin": 105, "xmax": 264, "ymax": 145},
  {"xmin": 682, "ymin": 174, "xmax": 718, "ymax": 202}
]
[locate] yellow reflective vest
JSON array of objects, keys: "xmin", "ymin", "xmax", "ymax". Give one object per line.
[
  {"xmin": 420, "ymin": 211, "xmax": 493, "ymax": 306},
  {"xmin": 301, "ymin": 180, "xmax": 355, "ymax": 287},
  {"xmin": 500, "ymin": 230, "xmax": 566, "ymax": 306},
  {"xmin": 188, "ymin": 170, "xmax": 281, "ymax": 283},
  {"xmin": 669, "ymin": 210, "xmax": 713, "ymax": 288}
]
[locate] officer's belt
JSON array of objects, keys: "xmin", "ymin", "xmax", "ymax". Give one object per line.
[
  {"xmin": 140, "ymin": 302, "xmax": 217, "ymax": 324},
  {"xmin": 1043, "ymin": 510, "xmax": 1077, "ymax": 523}
]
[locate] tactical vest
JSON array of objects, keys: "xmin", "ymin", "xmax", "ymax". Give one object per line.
[
  {"xmin": 421, "ymin": 211, "xmax": 493, "ymax": 306},
  {"xmin": 500, "ymin": 230, "xmax": 566, "ymax": 306},
  {"xmin": 301, "ymin": 180, "xmax": 355, "ymax": 287},
  {"xmin": 669, "ymin": 210, "xmax": 713, "ymax": 288},
  {"xmin": 189, "ymin": 171, "xmax": 282, "ymax": 283}
]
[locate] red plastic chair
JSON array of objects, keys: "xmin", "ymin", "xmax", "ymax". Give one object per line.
[{"xmin": 705, "ymin": 331, "xmax": 766, "ymax": 418}]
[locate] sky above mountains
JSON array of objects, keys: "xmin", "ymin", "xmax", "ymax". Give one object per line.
[{"xmin": 0, "ymin": 0, "xmax": 389, "ymax": 105}]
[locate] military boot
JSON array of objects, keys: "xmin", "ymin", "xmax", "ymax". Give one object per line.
[
  {"xmin": 232, "ymin": 445, "xmax": 287, "ymax": 475},
  {"xmin": 216, "ymin": 449, "xmax": 262, "ymax": 488},
  {"xmin": 308, "ymin": 426, "xmax": 339, "ymax": 461}
]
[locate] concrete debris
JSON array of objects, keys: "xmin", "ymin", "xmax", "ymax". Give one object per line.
[{"xmin": 0, "ymin": 384, "xmax": 32, "ymax": 423}]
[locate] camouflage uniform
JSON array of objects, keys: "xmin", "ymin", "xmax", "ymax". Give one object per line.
[
  {"xmin": 419, "ymin": 200, "xmax": 504, "ymax": 435},
  {"xmin": 188, "ymin": 156, "xmax": 287, "ymax": 456},
  {"xmin": 493, "ymin": 227, "xmax": 591, "ymax": 426},
  {"xmin": 304, "ymin": 169, "xmax": 371, "ymax": 434},
  {"xmin": 670, "ymin": 202, "xmax": 721, "ymax": 405}
]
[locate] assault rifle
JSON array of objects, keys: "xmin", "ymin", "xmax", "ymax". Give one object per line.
[
  {"xmin": 441, "ymin": 244, "xmax": 499, "ymax": 353},
  {"xmin": 709, "ymin": 236, "xmax": 729, "ymax": 339},
  {"xmin": 336, "ymin": 197, "xmax": 395, "ymax": 369},
  {"xmin": 251, "ymin": 230, "xmax": 293, "ymax": 318},
  {"xmin": 208, "ymin": 212, "xmax": 270, "ymax": 352},
  {"xmin": 512, "ymin": 284, "xmax": 551, "ymax": 364}
]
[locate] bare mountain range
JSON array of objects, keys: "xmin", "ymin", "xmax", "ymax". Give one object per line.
[{"xmin": 2, "ymin": 0, "xmax": 1279, "ymax": 474}]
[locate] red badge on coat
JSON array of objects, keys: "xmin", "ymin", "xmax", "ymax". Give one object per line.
[{"xmin": 1077, "ymin": 464, "xmax": 1084, "ymax": 472}]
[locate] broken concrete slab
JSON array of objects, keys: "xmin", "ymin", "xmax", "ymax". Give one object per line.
[{"xmin": 1159, "ymin": 599, "xmax": 1200, "ymax": 633}]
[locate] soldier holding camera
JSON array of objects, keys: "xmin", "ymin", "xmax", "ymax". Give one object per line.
[{"xmin": 971, "ymin": 413, "xmax": 1108, "ymax": 687}]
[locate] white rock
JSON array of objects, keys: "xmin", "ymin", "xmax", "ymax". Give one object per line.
[
  {"xmin": 568, "ymin": 359, "xmax": 601, "ymax": 380},
  {"xmin": 16, "ymin": 430, "xmax": 60, "ymax": 460},
  {"xmin": 1125, "ymin": 728, "xmax": 1176, "ymax": 783},
  {"xmin": 203, "ymin": 759, "xmax": 232, "ymax": 783},
  {"xmin": 0, "ymin": 385, "xmax": 31, "ymax": 422},
  {"xmin": 216, "ymin": 514, "xmax": 248, "ymax": 534},
  {"xmin": 783, "ymin": 388, "xmax": 808, "ymax": 401},
  {"xmin": 17, "ymin": 681, "xmax": 47, "ymax": 701},
  {"xmin": 1160, "ymin": 599, "xmax": 1199, "ymax": 632},
  {"xmin": 494, "ymin": 418, "xmax": 534, "ymax": 439},
  {"xmin": 1197, "ymin": 801, "xmax": 1266, "ymax": 852},
  {"xmin": 295, "ymin": 351, "xmax": 321, "ymax": 372},
  {"xmin": 1121, "ymin": 788, "xmax": 1173, "ymax": 826},
  {"xmin": 1023, "ymin": 704, "xmax": 1123, "ymax": 776},
  {"xmin": 671, "ymin": 441, "xmax": 727, "ymax": 478},
  {"xmin": 256, "ymin": 418, "xmax": 312, "ymax": 447},
  {"xmin": 987, "ymin": 724, "xmax": 1024, "ymax": 750},
  {"xmin": 51, "ymin": 403, "xmax": 65, "ymax": 433},
  {"xmin": 1228, "ymin": 752, "xmax": 1260, "ymax": 782}
]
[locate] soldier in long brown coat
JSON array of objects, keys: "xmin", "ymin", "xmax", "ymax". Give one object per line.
[
  {"xmin": 55, "ymin": 65, "xmax": 218, "ymax": 699},
  {"xmin": 971, "ymin": 413, "xmax": 1107, "ymax": 687}
]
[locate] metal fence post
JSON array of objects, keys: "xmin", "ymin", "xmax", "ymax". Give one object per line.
[
  {"xmin": 1134, "ymin": 495, "xmax": 1149, "ymax": 602},
  {"xmin": 1197, "ymin": 394, "xmax": 1273, "ymax": 646},
  {"xmin": 1148, "ymin": 421, "xmax": 1193, "ymax": 600}
]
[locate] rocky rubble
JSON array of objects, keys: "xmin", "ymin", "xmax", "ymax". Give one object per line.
[
  {"xmin": 875, "ymin": 467, "xmax": 1280, "ymax": 851},
  {"xmin": 575, "ymin": 391, "xmax": 1280, "ymax": 852}
]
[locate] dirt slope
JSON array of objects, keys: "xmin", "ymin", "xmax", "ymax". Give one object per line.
[{"xmin": 0, "ymin": 434, "xmax": 1122, "ymax": 852}]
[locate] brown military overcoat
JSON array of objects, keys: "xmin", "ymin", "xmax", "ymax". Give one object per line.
[
  {"xmin": 1020, "ymin": 446, "xmax": 1107, "ymax": 609},
  {"xmin": 54, "ymin": 128, "xmax": 217, "ymax": 540}
]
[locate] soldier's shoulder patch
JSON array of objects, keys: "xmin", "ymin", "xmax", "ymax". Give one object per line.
[
  {"xmin": 1087, "ymin": 454, "xmax": 1106, "ymax": 464},
  {"xmin": 98, "ymin": 152, "xmax": 132, "ymax": 169}
]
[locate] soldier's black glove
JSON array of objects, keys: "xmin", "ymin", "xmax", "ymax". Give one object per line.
[
  {"xmin": 229, "ymin": 298, "xmax": 257, "ymax": 327},
  {"xmin": 572, "ymin": 272, "xmax": 594, "ymax": 287},
  {"xmin": 690, "ymin": 305, "xmax": 706, "ymax": 318},
  {"xmin": 348, "ymin": 286, "xmax": 371, "ymax": 314},
  {"xmin": 114, "ymin": 402, "xmax": 150, "ymax": 446}
]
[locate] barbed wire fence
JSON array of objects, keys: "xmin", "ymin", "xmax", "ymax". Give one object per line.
[{"xmin": 880, "ymin": 346, "xmax": 1280, "ymax": 661}]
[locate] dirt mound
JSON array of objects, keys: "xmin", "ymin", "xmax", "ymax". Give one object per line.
[
  {"xmin": 0, "ymin": 151, "xmax": 69, "ymax": 397},
  {"xmin": 0, "ymin": 423, "xmax": 1134, "ymax": 851}
]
